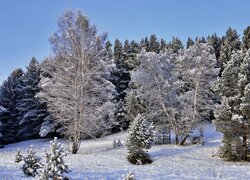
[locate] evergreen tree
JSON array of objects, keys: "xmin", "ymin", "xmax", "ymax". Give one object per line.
[
  {"xmin": 219, "ymin": 27, "xmax": 241, "ymax": 74},
  {"xmin": 186, "ymin": 37, "xmax": 194, "ymax": 49},
  {"xmin": 207, "ymin": 33, "xmax": 222, "ymax": 60},
  {"xmin": 16, "ymin": 58, "xmax": 48, "ymax": 140},
  {"xmin": 126, "ymin": 114, "xmax": 154, "ymax": 165},
  {"xmin": 242, "ymin": 26, "xmax": 250, "ymax": 52},
  {"xmin": 104, "ymin": 40, "xmax": 113, "ymax": 60},
  {"xmin": 114, "ymin": 39, "xmax": 123, "ymax": 68},
  {"xmin": 166, "ymin": 37, "xmax": 184, "ymax": 54},
  {"xmin": 0, "ymin": 69, "xmax": 23, "ymax": 144},
  {"xmin": 21, "ymin": 145, "xmax": 42, "ymax": 177},
  {"xmin": 159, "ymin": 38, "xmax": 167, "ymax": 52},
  {"xmin": 148, "ymin": 34, "xmax": 159, "ymax": 53},
  {"xmin": 214, "ymin": 49, "xmax": 250, "ymax": 161},
  {"xmin": 39, "ymin": 137, "xmax": 69, "ymax": 179}
]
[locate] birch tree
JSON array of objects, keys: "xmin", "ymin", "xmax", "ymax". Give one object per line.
[
  {"xmin": 176, "ymin": 42, "xmax": 218, "ymax": 145},
  {"xmin": 38, "ymin": 10, "xmax": 116, "ymax": 154}
]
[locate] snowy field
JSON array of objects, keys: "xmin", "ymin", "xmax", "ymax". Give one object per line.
[{"xmin": 1, "ymin": 124, "xmax": 250, "ymax": 180}]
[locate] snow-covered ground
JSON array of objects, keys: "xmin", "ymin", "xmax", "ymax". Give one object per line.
[{"xmin": 1, "ymin": 124, "xmax": 250, "ymax": 179}]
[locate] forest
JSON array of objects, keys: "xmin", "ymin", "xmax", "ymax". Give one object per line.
[{"xmin": 1, "ymin": 9, "xmax": 250, "ymax": 179}]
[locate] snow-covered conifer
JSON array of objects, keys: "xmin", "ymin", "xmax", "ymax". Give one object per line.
[
  {"xmin": 21, "ymin": 145, "xmax": 42, "ymax": 177},
  {"xmin": 39, "ymin": 137, "xmax": 69, "ymax": 179},
  {"xmin": 214, "ymin": 49, "xmax": 250, "ymax": 161},
  {"xmin": 0, "ymin": 69, "xmax": 24, "ymax": 144},
  {"xmin": 126, "ymin": 114, "xmax": 154, "ymax": 165},
  {"xmin": 123, "ymin": 171, "xmax": 135, "ymax": 180}
]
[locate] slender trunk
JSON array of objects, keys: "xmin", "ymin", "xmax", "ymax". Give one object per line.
[
  {"xmin": 175, "ymin": 135, "xmax": 179, "ymax": 145},
  {"xmin": 242, "ymin": 135, "xmax": 248, "ymax": 161},
  {"xmin": 179, "ymin": 135, "xmax": 188, "ymax": 145},
  {"xmin": 180, "ymin": 79, "xmax": 200, "ymax": 145}
]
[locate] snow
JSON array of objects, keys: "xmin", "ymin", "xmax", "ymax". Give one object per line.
[{"xmin": 1, "ymin": 124, "xmax": 250, "ymax": 179}]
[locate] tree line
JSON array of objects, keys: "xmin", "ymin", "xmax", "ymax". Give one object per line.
[{"xmin": 1, "ymin": 9, "xmax": 250, "ymax": 161}]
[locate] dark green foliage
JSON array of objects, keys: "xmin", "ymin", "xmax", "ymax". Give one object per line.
[
  {"xmin": 148, "ymin": 34, "xmax": 160, "ymax": 53},
  {"xmin": 114, "ymin": 39, "xmax": 123, "ymax": 68},
  {"xmin": 219, "ymin": 27, "xmax": 241, "ymax": 74},
  {"xmin": 186, "ymin": 37, "xmax": 194, "ymax": 49},
  {"xmin": 242, "ymin": 26, "xmax": 250, "ymax": 52},
  {"xmin": 127, "ymin": 148, "xmax": 152, "ymax": 165},
  {"xmin": 0, "ymin": 68, "xmax": 24, "ymax": 144},
  {"xmin": 166, "ymin": 37, "xmax": 184, "ymax": 54},
  {"xmin": 159, "ymin": 38, "xmax": 167, "ymax": 52},
  {"xmin": 17, "ymin": 58, "xmax": 48, "ymax": 141},
  {"xmin": 207, "ymin": 33, "xmax": 222, "ymax": 60}
]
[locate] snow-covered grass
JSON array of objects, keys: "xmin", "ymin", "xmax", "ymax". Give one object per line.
[{"xmin": 1, "ymin": 124, "xmax": 250, "ymax": 179}]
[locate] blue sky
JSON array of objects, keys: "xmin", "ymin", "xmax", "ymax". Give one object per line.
[{"xmin": 0, "ymin": 0, "xmax": 250, "ymax": 83}]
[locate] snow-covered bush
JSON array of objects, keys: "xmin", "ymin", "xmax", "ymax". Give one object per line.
[
  {"xmin": 113, "ymin": 139, "xmax": 123, "ymax": 148},
  {"xmin": 21, "ymin": 145, "xmax": 42, "ymax": 177},
  {"xmin": 39, "ymin": 137, "xmax": 69, "ymax": 179}
]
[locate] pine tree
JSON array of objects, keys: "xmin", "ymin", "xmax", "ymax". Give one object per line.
[
  {"xmin": 16, "ymin": 58, "xmax": 48, "ymax": 141},
  {"xmin": 166, "ymin": 37, "xmax": 184, "ymax": 54},
  {"xmin": 126, "ymin": 114, "xmax": 154, "ymax": 165},
  {"xmin": 39, "ymin": 137, "xmax": 69, "ymax": 179},
  {"xmin": 148, "ymin": 34, "xmax": 159, "ymax": 53},
  {"xmin": 242, "ymin": 26, "xmax": 250, "ymax": 52},
  {"xmin": 114, "ymin": 39, "xmax": 123, "ymax": 68},
  {"xmin": 159, "ymin": 38, "xmax": 167, "ymax": 52},
  {"xmin": 186, "ymin": 37, "xmax": 194, "ymax": 49},
  {"xmin": 21, "ymin": 145, "xmax": 42, "ymax": 177},
  {"xmin": 104, "ymin": 40, "xmax": 113, "ymax": 60},
  {"xmin": 219, "ymin": 27, "xmax": 241, "ymax": 74},
  {"xmin": 207, "ymin": 33, "xmax": 222, "ymax": 60},
  {"xmin": 214, "ymin": 49, "xmax": 250, "ymax": 161},
  {"xmin": 0, "ymin": 68, "xmax": 24, "ymax": 144}
]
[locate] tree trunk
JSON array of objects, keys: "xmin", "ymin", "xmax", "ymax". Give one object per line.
[
  {"xmin": 71, "ymin": 140, "xmax": 81, "ymax": 154},
  {"xmin": 242, "ymin": 135, "xmax": 248, "ymax": 161},
  {"xmin": 175, "ymin": 135, "xmax": 179, "ymax": 145},
  {"xmin": 179, "ymin": 135, "xmax": 189, "ymax": 145}
]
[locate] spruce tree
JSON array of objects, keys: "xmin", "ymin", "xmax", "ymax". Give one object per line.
[
  {"xmin": 214, "ymin": 49, "xmax": 250, "ymax": 161},
  {"xmin": 207, "ymin": 33, "xmax": 222, "ymax": 61},
  {"xmin": 114, "ymin": 39, "xmax": 123, "ymax": 68},
  {"xmin": 219, "ymin": 27, "xmax": 241, "ymax": 74},
  {"xmin": 186, "ymin": 37, "xmax": 194, "ymax": 49},
  {"xmin": 159, "ymin": 38, "xmax": 167, "ymax": 52},
  {"xmin": 148, "ymin": 34, "xmax": 159, "ymax": 53},
  {"xmin": 242, "ymin": 26, "xmax": 250, "ymax": 52},
  {"xmin": 126, "ymin": 114, "xmax": 154, "ymax": 165},
  {"xmin": 17, "ymin": 58, "xmax": 48, "ymax": 140},
  {"xmin": 0, "ymin": 68, "xmax": 24, "ymax": 144}
]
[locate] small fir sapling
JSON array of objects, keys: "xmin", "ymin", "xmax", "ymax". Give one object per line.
[
  {"xmin": 39, "ymin": 137, "xmax": 69, "ymax": 180},
  {"xmin": 113, "ymin": 139, "xmax": 117, "ymax": 148},
  {"xmin": 22, "ymin": 145, "xmax": 42, "ymax": 177},
  {"xmin": 15, "ymin": 150, "xmax": 23, "ymax": 163},
  {"xmin": 123, "ymin": 171, "xmax": 135, "ymax": 180},
  {"xmin": 117, "ymin": 139, "xmax": 122, "ymax": 147}
]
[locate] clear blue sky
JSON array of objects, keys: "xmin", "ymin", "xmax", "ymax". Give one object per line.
[{"xmin": 0, "ymin": 0, "xmax": 250, "ymax": 83}]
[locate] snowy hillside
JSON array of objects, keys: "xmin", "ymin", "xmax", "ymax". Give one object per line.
[{"xmin": 1, "ymin": 124, "xmax": 250, "ymax": 179}]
